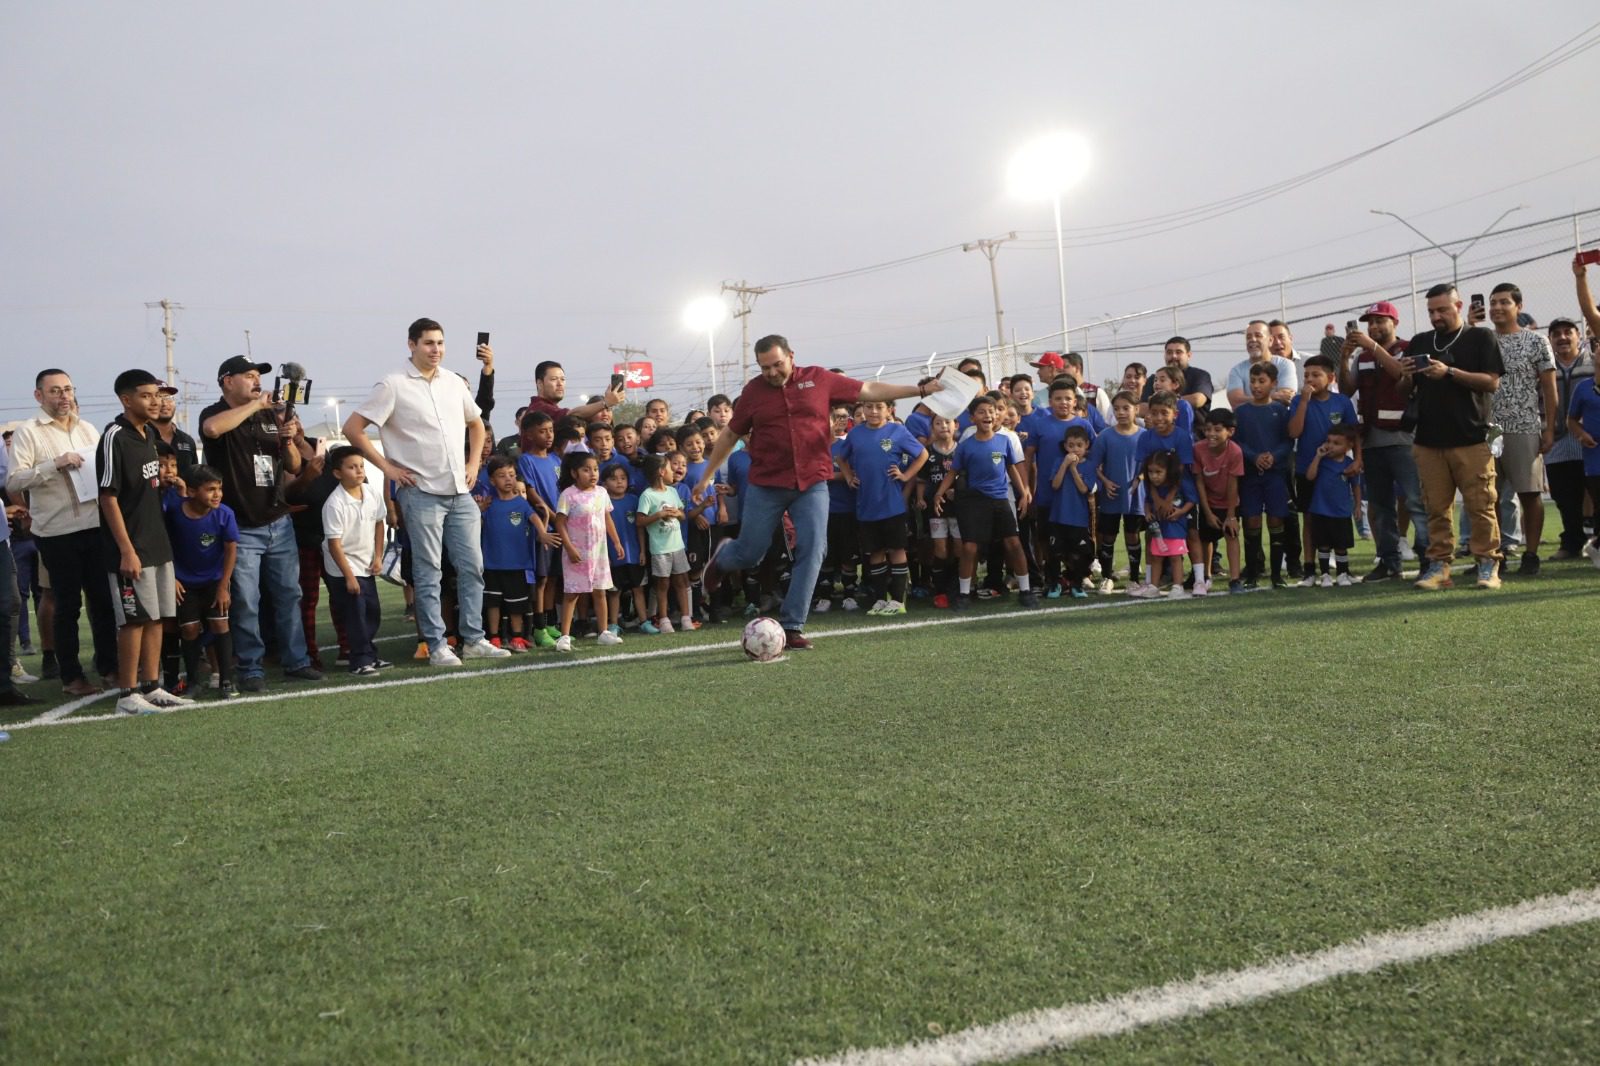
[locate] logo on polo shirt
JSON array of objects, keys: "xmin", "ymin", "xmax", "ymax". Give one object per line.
[
  {"xmin": 509, "ymin": 511, "xmax": 524, "ymax": 526},
  {"xmin": 796, "ymin": 380, "xmax": 815, "ymax": 390},
  {"xmin": 200, "ymin": 533, "xmax": 217, "ymax": 548},
  {"xmin": 990, "ymin": 451, "xmax": 1004, "ymax": 465},
  {"xmin": 879, "ymin": 438, "xmax": 893, "ymax": 452}
]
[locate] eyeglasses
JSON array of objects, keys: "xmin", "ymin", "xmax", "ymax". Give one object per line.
[{"xmin": 41, "ymin": 386, "xmax": 75, "ymax": 396}]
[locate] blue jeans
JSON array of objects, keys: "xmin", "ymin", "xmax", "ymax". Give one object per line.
[
  {"xmin": 0, "ymin": 541, "xmax": 15, "ymax": 694},
  {"xmin": 715, "ymin": 481, "xmax": 827, "ymax": 633},
  {"xmin": 397, "ymin": 487, "xmax": 486, "ymax": 650},
  {"xmin": 232, "ymin": 515, "xmax": 311, "ymax": 677},
  {"xmin": 1364, "ymin": 444, "xmax": 1428, "ymax": 569}
]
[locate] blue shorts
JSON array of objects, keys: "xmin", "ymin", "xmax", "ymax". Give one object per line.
[{"xmin": 1240, "ymin": 472, "xmax": 1290, "ymax": 519}]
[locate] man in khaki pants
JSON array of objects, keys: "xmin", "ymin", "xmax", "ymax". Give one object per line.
[{"xmin": 1400, "ymin": 284, "xmax": 1506, "ymax": 590}]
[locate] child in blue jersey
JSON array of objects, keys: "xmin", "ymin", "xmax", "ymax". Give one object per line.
[
  {"xmin": 604, "ymin": 462, "xmax": 647, "ymax": 633},
  {"xmin": 1132, "ymin": 392, "xmax": 1201, "ymax": 595},
  {"xmin": 163, "ymin": 465, "xmax": 238, "ymax": 698},
  {"xmin": 837, "ymin": 399, "xmax": 927, "ymax": 615},
  {"xmin": 614, "ymin": 425, "xmax": 649, "ymax": 495},
  {"xmin": 156, "ymin": 443, "xmax": 185, "ymax": 512},
  {"xmin": 1091, "ymin": 391, "xmax": 1147, "ymax": 593},
  {"xmin": 1235, "ymin": 362, "xmax": 1294, "ymax": 587},
  {"xmin": 1048, "ymin": 424, "xmax": 1098, "ymax": 598},
  {"xmin": 816, "ymin": 404, "xmax": 860, "ymax": 611},
  {"xmin": 1025, "ymin": 377, "xmax": 1096, "ymax": 597},
  {"xmin": 515, "ymin": 411, "xmax": 563, "ymax": 640},
  {"xmin": 930, "ymin": 394, "xmax": 1038, "ymax": 609},
  {"xmin": 1567, "ymin": 369, "xmax": 1600, "ymax": 560},
  {"xmin": 1152, "ymin": 366, "xmax": 1197, "ymax": 436},
  {"xmin": 1287, "ymin": 354, "xmax": 1360, "ymax": 579},
  {"xmin": 1135, "ymin": 450, "xmax": 1195, "ymax": 600},
  {"xmin": 480, "ymin": 455, "xmax": 540, "ymax": 650},
  {"xmin": 915, "ymin": 415, "xmax": 961, "ymax": 607},
  {"xmin": 1302, "ymin": 424, "xmax": 1362, "ymax": 587}
]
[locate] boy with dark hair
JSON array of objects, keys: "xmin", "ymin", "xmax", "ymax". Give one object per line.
[
  {"xmin": 1192, "ymin": 408, "xmax": 1244, "ymax": 594},
  {"xmin": 515, "ymin": 410, "xmax": 561, "ymax": 640},
  {"xmin": 816, "ymin": 403, "xmax": 860, "ymax": 611},
  {"xmin": 836, "ymin": 398, "xmax": 927, "ymax": 615},
  {"xmin": 165, "ymin": 464, "xmax": 238, "ymax": 697},
  {"xmin": 100, "ymin": 370, "xmax": 191, "ymax": 714},
  {"xmin": 1234, "ymin": 361, "xmax": 1294, "ymax": 587},
  {"xmin": 321, "ymin": 446, "xmax": 387, "ymax": 675},
  {"xmin": 479, "ymin": 454, "xmax": 540, "ymax": 651},
  {"xmin": 1047, "ymin": 423, "xmax": 1098, "ymax": 598},
  {"xmin": 931, "ymin": 394, "xmax": 1037, "ymax": 609},
  {"xmin": 1024, "ymin": 377, "xmax": 1096, "ymax": 596},
  {"xmin": 603, "ymin": 462, "xmax": 646, "ymax": 632},
  {"xmin": 1287, "ymin": 354, "xmax": 1360, "ymax": 576},
  {"xmin": 1302, "ymin": 424, "xmax": 1363, "ymax": 587}
]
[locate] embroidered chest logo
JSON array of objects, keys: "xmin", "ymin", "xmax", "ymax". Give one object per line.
[
  {"xmin": 509, "ymin": 511, "xmax": 524, "ymax": 526},
  {"xmin": 878, "ymin": 438, "xmax": 894, "ymax": 452},
  {"xmin": 199, "ymin": 533, "xmax": 217, "ymax": 548}
]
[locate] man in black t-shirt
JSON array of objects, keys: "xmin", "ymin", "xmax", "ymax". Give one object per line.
[
  {"xmin": 153, "ymin": 393, "xmax": 200, "ymax": 477},
  {"xmin": 199, "ymin": 355, "xmax": 322, "ymax": 690},
  {"xmin": 1139, "ymin": 337, "xmax": 1215, "ymax": 437},
  {"xmin": 97, "ymin": 370, "xmax": 193, "ymax": 715},
  {"xmin": 1400, "ymin": 284, "xmax": 1506, "ymax": 590}
]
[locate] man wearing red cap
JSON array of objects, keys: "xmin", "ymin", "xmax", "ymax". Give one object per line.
[
  {"xmin": 1339, "ymin": 301, "xmax": 1426, "ymax": 581},
  {"xmin": 1029, "ymin": 352, "xmax": 1066, "ymax": 409}
]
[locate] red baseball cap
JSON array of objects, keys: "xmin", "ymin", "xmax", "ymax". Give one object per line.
[
  {"xmin": 1030, "ymin": 351, "xmax": 1066, "ymax": 370},
  {"xmin": 1359, "ymin": 301, "xmax": 1400, "ymax": 324}
]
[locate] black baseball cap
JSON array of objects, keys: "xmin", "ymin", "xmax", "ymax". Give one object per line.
[
  {"xmin": 1548, "ymin": 317, "xmax": 1579, "ymax": 332},
  {"xmin": 113, "ymin": 369, "xmax": 179, "ymax": 396},
  {"xmin": 218, "ymin": 355, "xmax": 272, "ymax": 381}
]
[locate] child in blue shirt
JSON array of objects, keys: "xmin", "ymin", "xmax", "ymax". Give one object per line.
[
  {"xmin": 163, "ymin": 465, "xmax": 238, "ymax": 698},
  {"xmin": 1567, "ymin": 373, "xmax": 1600, "ymax": 561},
  {"xmin": 1024, "ymin": 378, "xmax": 1096, "ymax": 596},
  {"xmin": 1133, "ymin": 449, "xmax": 1196, "ymax": 600},
  {"xmin": 837, "ymin": 399, "xmax": 927, "ymax": 614},
  {"xmin": 515, "ymin": 411, "xmax": 563, "ymax": 639},
  {"xmin": 480, "ymin": 455, "xmax": 540, "ymax": 650},
  {"xmin": 1302, "ymin": 424, "xmax": 1362, "ymax": 588},
  {"xmin": 1234, "ymin": 362, "xmax": 1295, "ymax": 587},
  {"xmin": 604, "ymin": 462, "xmax": 646, "ymax": 633},
  {"xmin": 1133, "ymin": 392, "xmax": 1201, "ymax": 594},
  {"xmin": 1287, "ymin": 354, "xmax": 1360, "ymax": 576},
  {"xmin": 1047, "ymin": 424, "xmax": 1098, "ymax": 598},
  {"xmin": 1090, "ymin": 391, "xmax": 1147, "ymax": 593},
  {"xmin": 930, "ymin": 394, "xmax": 1037, "ymax": 609}
]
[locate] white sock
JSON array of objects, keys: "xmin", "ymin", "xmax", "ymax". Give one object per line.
[
  {"xmin": 1195, "ymin": 564, "xmax": 1207, "ymax": 583},
  {"xmin": 959, "ymin": 576, "xmax": 972, "ymax": 594},
  {"xmin": 1016, "ymin": 574, "xmax": 1031, "ymax": 592},
  {"xmin": 1143, "ymin": 563, "xmax": 1154, "ymax": 584}
]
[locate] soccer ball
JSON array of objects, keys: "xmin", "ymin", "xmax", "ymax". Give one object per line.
[{"xmin": 741, "ymin": 617, "xmax": 787, "ymax": 662}]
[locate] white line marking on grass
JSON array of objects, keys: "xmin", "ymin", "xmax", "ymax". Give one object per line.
[
  {"xmin": 7, "ymin": 593, "xmax": 1218, "ymax": 733},
  {"xmin": 794, "ymin": 884, "xmax": 1600, "ymax": 1066}
]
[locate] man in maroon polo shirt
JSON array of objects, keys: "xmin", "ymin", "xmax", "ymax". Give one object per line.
[
  {"xmin": 694, "ymin": 334, "xmax": 942, "ymax": 649},
  {"xmin": 523, "ymin": 360, "xmax": 627, "ymax": 424}
]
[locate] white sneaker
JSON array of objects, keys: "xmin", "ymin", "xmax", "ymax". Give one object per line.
[
  {"xmin": 460, "ymin": 639, "xmax": 511, "ymax": 660},
  {"xmin": 144, "ymin": 686, "xmax": 195, "ymax": 708},
  {"xmin": 115, "ymin": 691, "xmax": 161, "ymax": 715},
  {"xmin": 866, "ymin": 599, "xmax": 890, "ymax": 616},
  {"xmin": 10, "ymin": 662, "xmax": 38, "ymax": 684},
  {"xmin": 656, "ymin": 618, "xmax": 675, "ymax": 634},
  {"xmin": 841, "ymin": 597, "xmax": 859, "ymax": 612},
  {"xmin": 1127, "ymin": 583, "xmax": 1155, "ymax": 599},
  {"xmin": 1166, "ymin": 587, "xmax": 1190, "ymax": 600},
  {"xmin": 554, "ymin": 635, "xmax": 573, "ymax": 652},
  {"xmin": 1398, "ymin": 540, "xmax": 1417, "ymax": 561},
  {"xmin": 597, "ymin": 630, "xmax": 623, "ymax": 646},
  {"xmin": 811, "ymin": 599, "xmax": 831, "ymax": 613},
  {"xmin": 1192, "ymin": 579, "xmax": 1209, "ymax": 597},
  {"xmin": 1336, "ymin": 573, "xmax": 1354, "ymax": 587},
  {"xmin": 1090, "ymin": 559, "xmax": 1103, "ymax": 577},
  {"xmin": 1297, "ymin": 575, "xmax": 1316, "ymax": 588},
  {"xmin": 1098, "ymin": 578, "xmax": 1116, "ymax": 594},
  {"xmin": 1587, "ymin": 540, "xmax": 1600, "ymax": 569},
  {"xmin": 209, "ymin": 674, "xmax": 221, "ymax": 689},
  {"xmin": 429, "ymin": 646, "xmax": 464, "ymax": 667},
  {"xmin": 1319, "ymin": 573, "xmax": 1334, "ymax": 588}
]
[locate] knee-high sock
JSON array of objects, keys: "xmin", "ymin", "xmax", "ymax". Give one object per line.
[
  {"xmin": 869, "ymin": 563, "xmax": 889, "ymax": 602},
  {"xmin": 1268, "ymin": 528, "xmax": 1285, "ymax": 579},
  {"xmin": 889, "ymin": 565, "xmax": 909, "ymax": 603}
]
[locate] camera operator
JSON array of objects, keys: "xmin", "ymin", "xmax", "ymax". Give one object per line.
[{"xmin": 200, "ymin": 356, "xmax": 324, "ymax": 691}]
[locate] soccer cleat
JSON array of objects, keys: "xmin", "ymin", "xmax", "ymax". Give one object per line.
[
  {"xmin": 413, "ymin": 641, "xmax": 430, "ymax": 660},
  {"xmin": 218, "ymin": 683, "xmax": 241, "ymax": 700},
  {"xmin": 554, "ymin": 634, "xmax": 573, "ymax": 652},
  {"xmin": 701, "ymin": 537, "xmax": 731, "ymax": 599},
  {"xmin": 1018, "ymin": 591, "xmax": 1040, "ymax": 608},
  {"xmin": 1476, "ymin": 560, "xmax": 1502, "ymax": 590},
  {"xmin": 1045, "ymin": 583, "xmax": 1063, "ymax": 599},
  {"xmin": 975, "ymin": 587, "xmax": 1004, "ymax": 600},
  {"xmin": 428, "ymin": 646, "xmax": 464, "ymax": 667},
  {"xmin": 143, "ymin": 686, "xmax": 195, "ymax": 708},
  {"xmin": 783, "ymin": 629, "xmax": 814, "ymax": 651},
  {"xmin": 1270, "ymin": 575, "xmax": 1289, "ymax": 588},
  {"xmin": 1126, "ymin": 583, "xmax": 1157, "ymax": 599},
  {"xmin": 489, "ymin": 636, "xmax": 504, "ymax": 649},
  {"xmin": 1069, "ymin": 586, "xmax": 1088, "ymax": 599},
  {"xmin": 640, "ymin": 620, "xmax": 661, "ymax": 635},
  {"xmin": 1414, "ymin": 565, "xmax": 1454, "ymax": 591},
  {"xmin": 656, "ymin": 618, "xmax": 675, "ymax": 634},
  {"xmin": 240, "ymin": 675, "xmax": 267, "ymax": 692},
  {"xmin": 10, "ymin": 663, "xmax": 38, "ymax": 684},
  {"xmin": 1517, "ymin": 553, "xmax": 1541, "ymax": 576},
  {"xmin": 351, "ymin": 664, "xmax": 380, "ymax": 677},
  {"xmin": 932, "ymin": 593, "xmax": 951, "ymax": 609},
  {"xmin": 533, "ymin": 628, "xmax": 557, "ymax": 649},
  {"xmin": 1336, "ymin": 573, "xmax": 1354, "ymax": 587},
  {"xmin": 865, "ymin": 599, "xmax": 889, "ymax": 616},
  {"xmin": 1319, "ymin": 573, "xmax": 1334, "ymax": 589},
  {"xmin": 1165, "ymin": 587, "xmax": 1190, "ymax": 600},
  {"xmin": 509, "ymin": 637, "xmax": 531, "ymax": 653},
  {"xmin": 116, "ymin": 691, "xmax": 162, "ymax": 715},
  {"xmin": 1363, "ymin": 563, "xmax": 1396, "ymax": 583},
  {"xmin": 950, "ymin": 593, "xmax": 971, "ymax": 610},
  {"xmin": 542, "ymin": 625, "xmax": 562, "ymax": 643},
  {"xmin": 462, "ymin": 639, "xmax": 512, "ymax": 660},
  {"xmin": 743, "ymin": 602, "xmax": 759, "ymax": 618},
  {"xmin": 1098, "ymin": 578, "xmax": 1116, "ymax": 594},
  {"xmin": 597, "ymin": 630, "xmax": 623, "ymax": 646},
  {"xmin": 373, "ymin": 659, "xmax": 394, "ymax": 670},
  {"xmin": 841, "ymin": 597, "xmax": 859, "ymax": 612},
  {"xmin": 879, "ymin": 600, "xmax": 907, "ymax": 616},
  {"xmin": 679, "ymin": 616, "xmax": 702, "ymax": 631},
  {"xmin": 608, "ymin": 624, "xmax": 622, "ymax": 637}
]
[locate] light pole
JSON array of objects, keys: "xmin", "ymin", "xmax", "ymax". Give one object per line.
[
  {"xmin": 684, "ymin": 296, "xmax": 729, "ymax": 400},
  {"xmin": 326, "ymin": 397, "xmax": 342, "ymax": 441},
  {"xmin": 1370, "ymin": 206, "xmax": 1526, "ymax": 292},
  {"xmin": 1007, "ymin": 131, "xmax": 1091, "ymax": 377}
]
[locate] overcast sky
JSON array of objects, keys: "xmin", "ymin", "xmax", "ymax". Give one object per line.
[{"xmin": 4, "ymin": 1, "xmax": 1597, "ymax": 431}]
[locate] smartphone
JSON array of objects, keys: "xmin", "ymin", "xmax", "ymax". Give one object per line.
[
  {"xmin": 1470, "ymin": 294, "xmax": 1485, "ymax": 314},
  {"xmin": 476, "ymin": 331, "xmax": 490, "ymax": 357},
  {"xmin": 1412, "ymin": 351, "xmax": 1431, "ymax": 368},
  {"xmin": 1346, "ymin": 319, "xmax": 1359, "ymax": 334},
  {"xmin": 1578, "ymin": 249, "xmax": 1600, "ymax": 267},
  {"xmin": 610, "ymin": 372, "xmax": 626, "ymax": 392}
]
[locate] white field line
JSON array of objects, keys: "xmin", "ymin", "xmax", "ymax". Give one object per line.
[
  {"xmin": 794, "ymin": 885, "xmax": 1600, "ymax": 1066},
  {"xmin": 9, "ymin": 593, "xmax": 1182, "ymax": 732}
]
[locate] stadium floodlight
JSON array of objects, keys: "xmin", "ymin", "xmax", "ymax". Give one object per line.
[
  {"xmin": 1007, "ymin": 131, "xmax": 1092, "ymax": 378},
  {"xmin": 684, "ymin": 296, "xmax": 729, "ymax": 396}
]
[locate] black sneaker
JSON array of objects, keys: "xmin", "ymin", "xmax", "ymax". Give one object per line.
[
  {"xmin": 1517, "ymin": 553, "xmax": 1541, "ymax": 576},
  {"xmin": 950, "ymin": 593, "xmax": 971, "ymax": 611},
  {"xmin": 240, "ymin": 675, "xmax": 267, "ymax": 693},
  {"xmin": 285, "ymin": 665, "xmax": 324, "ymax": 682},
  {"xmin": 1018, "ymin": 590, "xmax": 1040, "ymax": 608},
  {"xmin": 1497, "ymin": 558, "xmax": 1508, "ymax": 580},
  {"xmin": 373, "ymin": 659, "xmax": 394, "ymax": 670},
  {"xmin": 1363, "ymin": 563, "xmax": 1397, "ymax": 583},
  {"xmin": 40, "ymin": 656, "xmax": 60, "ymax": 681},
  {"xmin": 1271, "ymin": 575, "xmax": 1289, "ymax": 589}
]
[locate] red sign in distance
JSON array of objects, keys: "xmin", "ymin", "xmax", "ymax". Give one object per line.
[{"xmin": 613, "ymin": 362, "xmax": 654, "ymax": 389}]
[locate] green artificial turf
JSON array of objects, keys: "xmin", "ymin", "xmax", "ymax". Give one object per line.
[{"xmin": 2, "ymin": 543, "xmax": 1598, "ymax": 1063}]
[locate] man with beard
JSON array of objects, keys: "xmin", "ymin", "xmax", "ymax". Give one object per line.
[{"xmin": 152, "ymin": 392, "xmax": 200, "ymax": 477}]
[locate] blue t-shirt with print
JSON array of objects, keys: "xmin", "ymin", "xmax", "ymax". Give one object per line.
[
  {"xmin": 163, "ymin": 498, "xmax": 239, "ymax": 586},
  {"xmin": 1308, "ymin": 453, "xmax": 1357, "ymax": 518},
  {"xmin": 609, "ymin": 492, "xmax": 642, "ymax": 565},
  {"xmin": 841, "ymin": 422, "xmax": 925, "ymax": 521},
  {"xmin": 481, "ymin": 495, "xmax": 538, "ymax": 571},
  {"xmin": 1288, "ymin": 392, "xmax": 1359, "ymax": 474},
  {"xmin": 1090, "ymin": 427, "xmax": 1146, "ymax": 516},
  {"xmin": 1048, "ymin": 458, "xmax": 1098, "ymax": 527},
  {"xmin": 952, "ymin": 432, "xmax": 1022, "ymax": 500}
]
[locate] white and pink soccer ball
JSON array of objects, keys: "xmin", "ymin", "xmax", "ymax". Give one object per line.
[{"xmin": 741, "ymin": 617, "xmax": 787, "ymax": 662}]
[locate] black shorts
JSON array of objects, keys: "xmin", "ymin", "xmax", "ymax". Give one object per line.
[
  {"xmin": 1309, "ymin": 512, "xmax": 1355, "ymax": 551},
  {"xmin": 826, "ymin": 512, "xmax": 859, "ymax": 563},
  {"xmin": 482, "ymin": 568, "xmax": 530, "ymax": 607},
  {"xmin": 954, "ymin": 492, "xmax": 1019, "ymax": 546},
  {"xmin": 1096, "ymin": 511, "xmax": 1147, "ymax": 539},
  {"xmin": 1294, "ymin": 474, "xmax": 1316, "ymax": 513},
  {"xmin": 1197, "ymin": 506, "xmax": 1236, "ymax": 545},
  {"xmin": 857, "ymin": 515, "xmax": 909, "ymax": 555},
  {"xmin": 175, "ymin": 579, "xmax": 227, "ymax": 629},
  {"xmin": 685, "ymin": 525, "xmax": 711, "ymax": 570},
  {"xmin": 613, "ymin": 562, "xmax": 647, "ymax": 592}
]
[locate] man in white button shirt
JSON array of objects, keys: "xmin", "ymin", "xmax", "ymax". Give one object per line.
[
  {"xmin": 344, "ymin": 318, "xmax": 510, "ymax": 666},
  {"xmin": 6, "ymin": 369, "xmax": 119, "ymax": 696}
]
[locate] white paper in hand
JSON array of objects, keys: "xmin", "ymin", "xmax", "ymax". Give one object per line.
[
  {"xmin": 69, "ymin": 462, "xmax": 99, "ymax": 504},
  {"xmin": 920, "ymin": 366, "xmax": 982, "ymax": 421}
]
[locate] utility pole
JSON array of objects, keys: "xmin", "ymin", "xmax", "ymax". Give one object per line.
[
  {"xmin": 608, "ymin": 345, "xmax": 647, "ymax": 399},
  {"xmin": 962, "ymin": 233, "xmax": 1017, "ymax": 374},
  {"xmin": 145, "ymin": 299, "xmax": 185, "ymax": 427},
  {"xmin": 721, "ymin": 281, "xmax": 770, "ymax": 383}
]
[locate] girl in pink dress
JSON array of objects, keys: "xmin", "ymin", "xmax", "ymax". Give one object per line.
[{"xmin": 554, "ymin": 453, "xmax": 624, "ymax": 652}]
